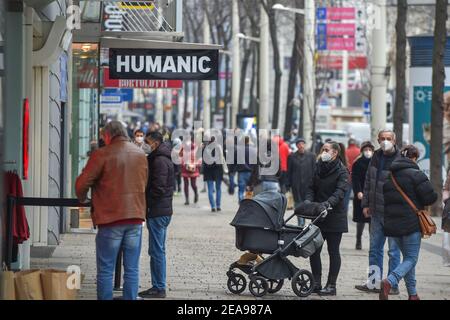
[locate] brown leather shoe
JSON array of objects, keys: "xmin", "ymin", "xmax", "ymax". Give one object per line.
[
  {"xmin": 408, "ymin": 295, "xmax": 420, "ymax": 300},
  {"xmin": 379, "ymin": 279, "xmax": 391, "ymax": 300}
]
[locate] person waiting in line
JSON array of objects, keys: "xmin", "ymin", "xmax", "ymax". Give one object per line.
[
  {"xmin": 202, "ymin": 136, "xmax": 224, "ymax": 212},
  {"xmin": 246, "ymin": 140, "xmax": 281, "ymax": 195},
  {"xmin": 172, "ymin": 138, "xmax": 183, "ymax": 196},
  {"xmin": 380, "ymin": 145, "xmax": 437, "ymax": 300},
  {"xmin": 139, "ymin": 131, "xmax": 175, "ymax": 299},
  {"xmin": 351, "ymin": 141, "xmax": 375, "ymax": 250},
  {"xmin": 133, "ymin": 129, "xmax": 151, "ymax": 154},
  {"xmin": 287, "ymin": 137, "xmax": 316, "ymax": 227},
  {"xmin": 338, "ymin": 143, "xmax": 352, "ymax": 216},
  {"xmin": 236, "ymin": 136, "xmax": 258, "ymax": 202},
  {"xmin": 272, "ymin": 135, "xmax": 291, "ymax": 194},
  {"xmin": 180, "ymin": 137, "xmax": 201, "ymax": 205},
  {"xmin": 75, "ymin": 121, "xmax": 148, "ymax": 300},
  {"xmin": 305, "ymin": 141, "xmax": 349, "ymax": 296},
  {"xmin": 355, "ymin": 129, "xmax": 401, "ymax": 295}
]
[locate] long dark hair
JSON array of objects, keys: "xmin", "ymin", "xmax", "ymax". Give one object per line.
[{"xmin": 323, "ymin": 141, "xmax": 345, "ymax": 164}]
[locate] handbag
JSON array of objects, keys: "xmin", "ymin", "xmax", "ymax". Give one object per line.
[{"xmin": 391, "ymin": 174, "xmax": 437, "ymax": 239}]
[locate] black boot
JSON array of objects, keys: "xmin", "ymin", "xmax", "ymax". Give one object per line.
[
  {"xmin": 356, "ymin": 238, "xmax": 362, "ymax": 250},
  {"xmin": 194, "ymin": 191, "xmax": 199, "ymax": 203},
  {"xmin": 312, "ymin": 275, "xmax": 322, "ymax": 294},
  {"xmin": 319, "ymin": 276, "xmax": 337, "ymax": 296},
  {"xmin": 319, "ymin": 284, "xmax": 336, "ymax": 296},
  {"xmin": 184, "ymin": 197, "xmax": 189, "ymax": 205}
]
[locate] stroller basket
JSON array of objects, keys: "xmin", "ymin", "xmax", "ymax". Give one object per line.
[{"xmin": 293, "ymin": 225, "xmax": 324, "ymax": 258}]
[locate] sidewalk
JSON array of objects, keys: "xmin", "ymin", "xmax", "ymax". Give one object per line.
[{"xmin": 31, "ymin": 187, "xmax": 450, "ymax": 300}]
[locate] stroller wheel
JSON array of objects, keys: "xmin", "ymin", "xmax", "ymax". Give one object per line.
[
  {"xmin": 267, "ymin": 279, "xmax": 284, "ymax": 294},
  {"xmin": 249, "ymin": 276, "xmax": 268, "ymax": 297},
  {"xmin": 227, "ymin": 273, "xmax": 247, "ymax": 295},
  {"xmin": 291, "ymin": 270, "xmax": 315, "ymax": 298}
]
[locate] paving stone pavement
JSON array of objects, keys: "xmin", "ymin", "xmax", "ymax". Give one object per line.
[{"xmin": 31, "ymin": 185, "xmax": 450, "ymax": 300}]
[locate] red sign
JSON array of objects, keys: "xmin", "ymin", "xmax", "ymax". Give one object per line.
[
  {"xmin": 103, "ymin": 68, "xmax": 183, "ymax": 89},
  {"xmin": 325, "ymin": 37, "xmax": 355, "ymax": 51},
  {"xmin": 326, "ymin": 24, "xmax": 355, "ymax": 36},
  {"xmin": 318, "ymin": 55, "xmax": 367, "ymax": 70},
  {"xmin": 326, "ymin": 8, "xmax": 355, "ymax": 20}
]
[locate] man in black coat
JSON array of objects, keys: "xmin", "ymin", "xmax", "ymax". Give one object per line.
[
  {"xmin": 139, "ymin": 131, "xmax": 175, "ymax": 299},
  {"xmin": 287, "ymin": 138, "xmax": 316, "ymax": 227},
  {"xmin": 356, "ymin": 130, "xmax": 401, "ymax": 294}
]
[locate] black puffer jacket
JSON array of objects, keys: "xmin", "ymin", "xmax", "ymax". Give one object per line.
[
  {"xmin": 146, "ymin": 142, "xmax": 175, "ymax": 218},
  {"xmin": 306, "ymin": 159, "xmax": 350, "ymax": 233},
  {"xmin": 383, "ymin": 157, "xmax": 438, "ymax": 237}
]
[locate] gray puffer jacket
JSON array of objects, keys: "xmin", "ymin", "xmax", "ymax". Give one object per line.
[{"xmin": 361, "ymin": 148, "xmax": 400, "ymax": 219}]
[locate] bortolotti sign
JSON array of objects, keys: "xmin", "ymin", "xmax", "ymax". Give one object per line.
[{"xmin": 109, "ymin": 49, "xmax": 219, "ymax": 80}]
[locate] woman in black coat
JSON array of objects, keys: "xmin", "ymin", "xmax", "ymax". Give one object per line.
[
  {"xmin": 351, "ymin": 141, "xmax": 375, "ymax": 250},
  {"xmin": 380, "ymin": 145, "xmax": 437, "ymax": 300},
  {"xmin": 305, "ymin": 141, "xmax": 349, "ymax": 296}
]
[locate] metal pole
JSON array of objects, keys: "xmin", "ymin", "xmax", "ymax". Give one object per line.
[
  {"xmin": 370, "ymin": 0, "xmax": 387, "ymax": 144},
  {"xmin": 231, "ymin": 0, "xmax": 240, "ymax": 129},
  {"xmin": 342, "ymin": 50, "xmax": 349, "ymax": 108},
  {"xmin": 303, "ymin": 0, "xmax": 315, "ymax": 146},
  {"xmin": 259, "ymin": 4, "xmax": 270, "ymax": 131},
  {"xmin": 203, "ymin": 11, "xmax": 211, "ymax": 130}
]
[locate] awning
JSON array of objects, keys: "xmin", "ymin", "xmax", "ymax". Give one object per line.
[{"xmin": 100, "ymin": 37, "xmax": 222, "ymax": 50}]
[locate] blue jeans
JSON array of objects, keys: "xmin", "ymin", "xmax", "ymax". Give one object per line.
[
  {"xmin": 207, "ymin": 178, "xmax": 222, "ymax": 209},
  {"xmin": 238, "ymin": 171, "xmax": 252, "ymax": 202},
  {"xmin": 147, "ymin": 216, "xmax": 172, "ymax": 290},
  {"xmin": 369, "ymin": 216, "xmax": 401, "ymax": 289},
  {"xmin": 387, "ymin": 232, "xmax": 421, "ymax": 296},
  {"xmin": 229, "ymin": 172, "xmax": 236, "ymax": 193},
  {"xmin": 96, "ymin": 224, "xmax": 142, "ymax": 300}
]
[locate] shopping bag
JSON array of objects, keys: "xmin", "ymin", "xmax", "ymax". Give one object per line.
[
  {"xmin": 15, "ymin": 269, "xmax": 44, "ymax": 300},
  {"xmin": 41, "ymin": 269, "xmax": 82, "ymax": 300},
  {"xmin": 443, "ymin": 232, "xmax": 450, "ymax": 267},
  {"xmin": 0, "ymin": 271, "xmax": 16, "ymax": 300}
]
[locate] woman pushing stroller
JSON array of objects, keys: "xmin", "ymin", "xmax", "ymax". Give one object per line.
[{"xmin": 305, "ymin": 141, "xmax": 349, "ymax": 296}]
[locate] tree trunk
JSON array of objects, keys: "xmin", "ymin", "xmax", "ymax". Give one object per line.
[
  {"xmin": 250, "ymin": 44, "xmax": 258, "ymax": 115},
  {"xmin": 393, "ymin": 0, "xmax": 407, "ymax": 148},
  {"xmin": 430, "ymin": 0, "xmax": 448, "ymax": 216},
  {"xmin": 183, "ymin": 81, "xmax": 189, "ymax": 129},
  {"xmin": 284, "ymin": 0, "xmax": 304, "ymax": 139},
  {"xmin": 196, "ymin": 80, "xmax": 203, "ymax": 121},
  {"xmin": 266, "ymin": 2, "xmax": 282, "ymax": 130},
  {"xmin": 239, "ymin": 44, "xmax": 252, "ymax": 113}
]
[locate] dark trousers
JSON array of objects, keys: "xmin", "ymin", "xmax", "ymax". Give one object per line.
[
  {"xmin": 309, "ymin": 232, "xmax": 343, "ymax": 287},
  {"xmin": 183, "ymin": 177, "xmax": 198, "ymax": 200}
]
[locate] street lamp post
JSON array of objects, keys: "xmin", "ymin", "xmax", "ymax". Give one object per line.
[
  {"xmin": 236, "ymin": 4, "xmax": 269, "ymax": 132},
  {"xmin": 370, "ymin": 0, "xmax": 387, "ymax": 144},
  {"xmin": 231, "ymin": 0, "xmax": 240, "ymax": 129},
  {"xmin": 273, "ymin": 1, "xmax": 315, "ymax": 147}
]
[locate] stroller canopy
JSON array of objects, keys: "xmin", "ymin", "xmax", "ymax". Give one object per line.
[{"xmin": 230, "ymin": 191, "xmax": 287, "ymax": 231}]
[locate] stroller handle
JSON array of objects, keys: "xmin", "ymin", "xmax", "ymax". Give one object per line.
[{"xmin": 285, "ymin": 205, "xmax": 331, "ymax": 226}]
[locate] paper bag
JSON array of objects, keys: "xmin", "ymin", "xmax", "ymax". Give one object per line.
[
  {"xmin": 41, "ymin": 269, "xmax": 81, "ymax": 300},
  {"xmin": 286, "ymin": 191, "xmax": 294, "ymax": 210},
  {"xmin": 15, "ymin": 269, "xmax": 44, "ymax": 300},
  {"xmin": 0, "ymin": 271, "xmax": 16, "ymax": 300}
]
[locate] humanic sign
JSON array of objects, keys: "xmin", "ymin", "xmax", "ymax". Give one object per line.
[{"xmin": 109, "ymin": 49, "xmax": 219, "ymax": 81}]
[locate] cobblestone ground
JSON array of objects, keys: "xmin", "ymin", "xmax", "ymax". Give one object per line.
[{"xmin": 32, "ymin": 184, "xmax": 450, "ymax": 300}]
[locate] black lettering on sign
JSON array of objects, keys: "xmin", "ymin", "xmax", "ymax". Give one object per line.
[{"xmin": 109, "ymin": 49, "xmax": 219, "ymax": 81}]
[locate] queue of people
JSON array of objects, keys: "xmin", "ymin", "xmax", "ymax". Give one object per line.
[{"xmin": 75, "ymin": 121, "xmax": 441, "ymax": 300}]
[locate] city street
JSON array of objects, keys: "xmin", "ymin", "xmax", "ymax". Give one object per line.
[{"xmin": 31, "ymin": 185, "xmax": 450, "ymax": 300}]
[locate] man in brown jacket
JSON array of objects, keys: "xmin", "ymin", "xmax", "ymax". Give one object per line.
[{"xmin": 75, "ymin": 121, "xmax": 148, "ymax": 300}]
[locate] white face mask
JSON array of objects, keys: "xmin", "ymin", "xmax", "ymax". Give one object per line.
[
  {"xmin": 135, "ymin": 137, "xmax": 144, "ymax": 144},
  {"xmin": 363, "ymin": 151, "xmax": 373, "ymax": 159},
  {"xmin": 321, "ymin": 151, "xmax": 333, "ymax": 162},
  {"xmin": 380, "ymin": 140, "xmax": 394, "ymax": 152}
]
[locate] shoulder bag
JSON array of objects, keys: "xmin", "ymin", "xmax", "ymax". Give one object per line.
[{"xmin": 391, "ymin": 174, "xmax": 437, "ymax": 239}]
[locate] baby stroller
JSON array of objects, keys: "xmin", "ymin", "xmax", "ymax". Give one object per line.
[{"xmin": 227, "ymin": 191, "xmax": 329, "ymax": 298}]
